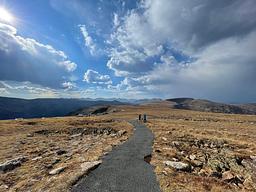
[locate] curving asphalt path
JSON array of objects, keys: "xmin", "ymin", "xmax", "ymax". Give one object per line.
[{"xmin": 71, "ymin": 120, "xmax": 161, "ymax": 192}]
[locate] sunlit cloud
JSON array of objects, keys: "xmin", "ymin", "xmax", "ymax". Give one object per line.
[{"xmin": 0, "ymin": 7, "xmax": 14, "ymax": 24}]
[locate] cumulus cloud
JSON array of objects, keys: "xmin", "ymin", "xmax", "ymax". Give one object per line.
[
  {"xmin": 106, "ymin": 0, "xmax": 256, "ymax": 102},
  {"xmin": 62, "ymin": 81, "xmax": 77, "ymax": 90},
  {"xmin": 0, "ymin": 23, "xmax": 77, "ymax": 89},
  {"xmin": 84, "ymin": 69, "xmax": 112, "ymax": 85}
]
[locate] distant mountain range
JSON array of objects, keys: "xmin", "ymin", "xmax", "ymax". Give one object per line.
[
  {"xmin": 167, "ymin": 98, "xmax": 256, "ymax": 115},
  {"xmin": 0, "ymin": 97, "xmax": 124, "ymax": 120},
  {"xmin": 0, "ymin": 96, "xmax": 255, "ymax": 120}
]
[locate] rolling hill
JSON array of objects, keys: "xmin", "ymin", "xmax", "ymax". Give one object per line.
[
  {"xmin": 0, "ymin": 97, "xmax": 123, "ymax": 120},
  {"xmin": 167, "ymin": 98, "xmax": 256, "ymax": 115}
]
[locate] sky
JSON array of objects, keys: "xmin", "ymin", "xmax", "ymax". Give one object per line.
[{"xmin": 0, "ymin": 0, "xmax": 255, "ymax": 103}]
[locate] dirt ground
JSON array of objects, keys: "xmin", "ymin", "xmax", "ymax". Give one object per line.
[{"xmin": 0, "ymin": 116, "xmax": 132, "ymax": 192}]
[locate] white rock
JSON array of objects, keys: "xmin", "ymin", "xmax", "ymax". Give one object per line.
[
  {"xmin": 162, "ymin": 137, "xmax": 167, "ymax": 141},
  {"xmin": 250, "ymin": 155, "xmax": 256, "ymax": 161},
  {"xmin": 164, "ymin": 161, "xmax": 191, "ymax": 171},
  {"xmin": 189, "ymin": 154, "xmax": 196, "ymax": 160},
  {"xmin": 117, "ymin": 130, "xmax": 127, "ymax": 137},
  {"xmin": 71, "ymin": 133, "xmax": 82, "ymax": 138},
  {"xmin": 32, "ymin": 156, "xmax": 42, "ymax": 161},
  {"xmin": 49, "ymin": 167, "xmax": 66, "ymax": 175},
  {"xmin": 81, "ymin": 160, "xmax": 102, "ymax": 172}
]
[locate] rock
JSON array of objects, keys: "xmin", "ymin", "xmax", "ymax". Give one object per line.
[
  {"xmin": 0, "ymin": 184, "xmax": 9, "ymax": 189},
  {"xmin": 0, "ymin": 156, "xmax": 27, "ymax": 172},
  {"xmin": 155, "ymin": 149, "xmax": 162, "ymax": 153},
  {"xmin": 27, "ymin": 133, "xmax": 33, "ymax": 137},
  {"xmin": 189, "ymin": 154, "xmax": 196, "ymax": 160},
  {"xmin": 250, "ymin": 155, "xmax": 256, "ymax": 161},
  {"xmin": 222, "ymin": 171, "xmax": 234, "ymax": 182},
  {"xmin": 162, "ymin": 137, "xmax": 167, "ymax": 141},
  {"xmin": 172, "ymin": 141, "xmax": 180, "ymax": 146},
  {"xmin": 80, "ymin": 160, "xmax": 102, "ymax": 172},
  {"xmin": 162, "ymin": 170, "xmax": 168, "ymax": 175},
  {"xmin": 191, "ymin": 160, "xmax": 203, "ymax": 167},
  {"xmin": 117, "ymin": 130, "xmax": 127, "ymax": 137},
  {"xmin": 32, "ymin": 156, "xmax": 42, "ymax": 161},
  {"xmin": 210, "ymin": 171, "xmax": 222, "ymax": 179},
  {"xmin": 56, "ymin": 149, "xmax": 67, "ymax": 155},
  {"xmin": 49, "ymin": 166, "xmax": 66, "ymax": 175},
  {"xmin": 70, "ymin": 133, "xmax": 82, "ymax": 138},
  {"xmin": 164, "ymin": 161, "xmax": 191, "ymax": 172},
  {"xmin": 198, "ymin": 169, "xmax": 208, "ymax": 177},
  {"xmin": 52, "ymin": 158, "xmax": 61, "ymax": 165}
]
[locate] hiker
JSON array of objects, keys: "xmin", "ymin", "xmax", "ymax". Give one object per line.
[{"xmin": 143, "ymin": 114, "xmax": 147, "ymax": 123}]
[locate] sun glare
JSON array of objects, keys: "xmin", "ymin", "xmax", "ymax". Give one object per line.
[{"xmin": 0, "ymin": 7, "xmax": 14, "ymax": 23}]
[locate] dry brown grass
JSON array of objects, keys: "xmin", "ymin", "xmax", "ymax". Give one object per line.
[
  {"xmin": 0, "ymin": 116, "xmax": 132, "ymax": 192},
  {"xmin": 107, "ymin": 104, "xmax": 256, "ymax": 191},
  {"xmin": 1, "ymin": 103, "xmax": 256, "ymax": 192}
]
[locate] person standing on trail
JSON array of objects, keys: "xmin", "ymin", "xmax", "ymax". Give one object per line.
[{"xmin": 143, "ymin": 114, "xmax": 147, "ymax": 123}]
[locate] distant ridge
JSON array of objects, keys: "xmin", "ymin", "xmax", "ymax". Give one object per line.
[
  {"xmin": 166, "ymin": 98, "xmax": 256, "ymax": 115},
  {"xmin": 0, "ymin": 97, "xmax": 124, "ymax": 120}
]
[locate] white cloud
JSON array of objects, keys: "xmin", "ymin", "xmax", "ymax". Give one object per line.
[
  {"xmin": 83, "ymin": 69, "xmax": 112, "ymax": 85},
  {"xmin": 79, "ymin": 24, "xmax": 97, "ymax": 56},
  {"xmin": 62, "ymin": 81, "xmax": 77, "ymax": 90},
  {"xmin": 0, "ymin": 22, "xmax": 77, "ymax": 88},
  {"xmin": 106, "ymin": 0, "xmax": 256, "ymax": 102},
  {"xmin": 0, "ymin": 81, "xmax": 96, "ymax": 99},
  {"xmin": 113, "ymin": 13, "xmax": 120, "ymax": 28}
]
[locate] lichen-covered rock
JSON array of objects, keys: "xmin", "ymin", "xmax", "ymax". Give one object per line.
[
  {"xmin": 0, "ymin": 156, "xmax": 27, "ymax": 172},
  {"xmin": 164, "ymin": 161, "xmax": 191, "ymax": 172}
]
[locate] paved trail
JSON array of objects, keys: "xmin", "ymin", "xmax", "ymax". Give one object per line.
[{"xmin": 71, "ymin": 120, "xmax": 161, "ymax": 192}]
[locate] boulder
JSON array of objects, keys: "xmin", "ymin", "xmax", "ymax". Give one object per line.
[
  {"xmin": 164, "ymin": 161, "xmax": 191, "ymax": 172},
  {"xmin": 0, "ymin": 156, "xmax": 27, "ymax": 172}
]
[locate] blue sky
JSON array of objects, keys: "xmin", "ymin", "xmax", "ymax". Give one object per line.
[{"xmin": 0, "ymin": 0, "xmax": 256, "ymax": 102}]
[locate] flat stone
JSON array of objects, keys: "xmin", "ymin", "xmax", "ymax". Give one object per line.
[
  {"xmin": 71, "ymin": 133, "xmax": 82, "ymax": 138},
  {"xmin": 189, "ymin": 154, "xmax": 196, "ymax": 160},
  {"xmin": 191, "ymin": 160, "xmax": 203, "ymax": 167},
  {"xmin": 49, "ymin": 166, "xmax": 66, "ymax": 175},
  {"xmin": 162, "ymin": 137, "xmax": 167, "ymax": 141},
  {"xmin": 222, "ymin": 171, "xmax": 234, "ymax": 182},
  {"xmin": 164, "ymin": 161, "xmax": 191, "ymax": 172},
  {"xmin": 117, "ymin": 130, "xmax": 127, "ymax": 137},
  {"xmin": 80, "ymin": 160, "xmax": 102, "ymax": 172},
  {"xmin": 32, "ymin": 156, "xmax": 42, "ymax": 161},
  {"xmin": 250, "ymin": 155, "xmax": 256, "ymax": 161}
]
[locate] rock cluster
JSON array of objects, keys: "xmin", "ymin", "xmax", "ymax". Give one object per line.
[
  {"xmin": 0, "ymin": 156, "xmax": 27, "ymax": 172},
  {"xmin": 160, "ymin": 135, "xmax": 256, "ymax": 188}
]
